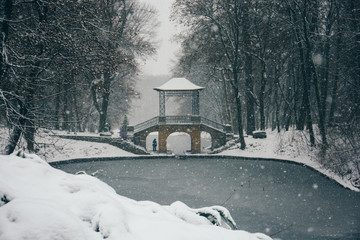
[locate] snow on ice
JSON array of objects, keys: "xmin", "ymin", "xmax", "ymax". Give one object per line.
[{"xmin": 0, "ymin": 154, "xmax": 272, "ymax": 240}]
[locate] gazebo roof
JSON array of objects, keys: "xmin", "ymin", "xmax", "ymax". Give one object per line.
[{"xmin": 154, "ymin": 78, "xmax": 204, "ymax": 91}]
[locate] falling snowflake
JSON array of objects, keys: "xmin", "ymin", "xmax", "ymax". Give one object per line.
[{"xmin": 307, "ymin": 227, "xmax": 314, "ymax": 233}]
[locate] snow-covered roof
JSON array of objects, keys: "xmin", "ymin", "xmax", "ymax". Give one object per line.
[{"xmin": 154, "ymin": 78, "xmax": 204, "ymax": 91}]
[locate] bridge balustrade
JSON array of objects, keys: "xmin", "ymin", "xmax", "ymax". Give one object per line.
[
  {"xmin": 200, "ymin": 117, "xmax": 225, "ymax": 132},
  {"xmin": 133, "ymin": 116, "xmax": 227, "ymax": 134},
  {"xmin": 133, "ymin": 117, "xmax": 158, "ymax": 133}
]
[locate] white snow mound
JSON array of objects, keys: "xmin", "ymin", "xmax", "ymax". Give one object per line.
[{"xmin": 0, "ymin": 154, "xmax": 272, "ymax": 240}]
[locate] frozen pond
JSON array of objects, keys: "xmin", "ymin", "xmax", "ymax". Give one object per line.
[{"xmin": 52, "ymin": 157, "xmax": 360, "ymax": 240}]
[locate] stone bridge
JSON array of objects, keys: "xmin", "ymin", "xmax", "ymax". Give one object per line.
[
  {"xmin": 129, "ymin": 116, "xmax": 232, "ymax": 153},
  {"xmin": 128, "ymin": 78, "xmax": 233, "ymax": 154}
]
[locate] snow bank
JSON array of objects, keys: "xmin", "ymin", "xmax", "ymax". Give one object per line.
[
  {"xmin": 0, "ymin": 154, "xmax": 272, "ymax": 240},
  {"xmin": 0, "ymin": 128, "xmax": 135, "ymax": 162},
  {"xmin": 220, "ymin": 129, "xmax": 359, "ymax": 192}
]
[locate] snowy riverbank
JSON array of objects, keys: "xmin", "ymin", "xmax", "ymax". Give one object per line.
[
  {"xmin": 0, "ymin": 153, "xmax": 273, "ymax": 240},
  {"xmin": 0, "ymin": 127, "xmax": 358, "ymax": 192}
]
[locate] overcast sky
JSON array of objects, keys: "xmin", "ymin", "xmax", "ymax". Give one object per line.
[{"xmin": 139, "ymin": 0, "xmax": 179, "ymax": 76}]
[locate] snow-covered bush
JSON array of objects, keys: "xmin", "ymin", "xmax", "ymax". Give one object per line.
[{"xmin": 323, "ymin": 125, "xmax": 360, "ymax": 188}]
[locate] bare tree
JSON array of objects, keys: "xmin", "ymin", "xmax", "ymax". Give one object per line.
[{"xmin": 0, "ymin": 0, "xmax": 158, "ymax": 153}]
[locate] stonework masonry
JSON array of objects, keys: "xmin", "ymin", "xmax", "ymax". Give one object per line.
[{"xmin": 158, "ymin": 125, "xmax": 201, "ymax": 153}]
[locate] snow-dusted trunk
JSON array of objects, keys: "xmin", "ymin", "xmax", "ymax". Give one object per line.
[
  {"xmin": 24, "ymin": 119, "xmax": 35, "ymax": 152},
  {"xmin": 243, "ymin": 2, "xmax": 255, "ymax": 135},
  {"xmin": 5, "ymin": 101, "xmax": 35, "ymax": 154},
  {"xmin": 328, "ymin": 28, "xmax": 341, "ymax": 125},
  {"xmin": 5, "ymin": 124, "xmax": 22, "ymax": 154},
  {"xmin": 62, "ymin": 82, "xmax": 70, "ymax": 131},
  {"xmin": 235, "ymin": 93, "xmax": 246, "ymax": 150},
  {"xmin": 91, "ymin": 71, "xmax": 112, "ymax": 133},
  {"xmin": 259, "ymin": 60, "xmax": 266, "ymax": 131},
  {"xmin": 221, "ymin": 74, "xmax": 234, "ymax": 128},
  {"xmin": 301, "ymin": 0, "xmax": 328, "ymax": 147},
  {"xmin": 233, "ymin": 71, "xmax": 246, "ymax": 150},
  {"xmin": 0, "ymin": 0, "xmax": 13, "ymax": 82},
  {"xmin": 273, "ymin": 68, "xmax": 280, "ymax": 133},
  {"xmin": 289, "ymin": 3, "xmax": 315, "ymax": 146},
  {"xmin": 73, "ymin": 87, "xmax": 82, "ymax": 132},
  {"xmin": 54, "ymin": 83, "xmax": 61, "ymax": 130},
  {"xmin": 99, "ymin": 72, "xmax": 111, "ymax": 132}
]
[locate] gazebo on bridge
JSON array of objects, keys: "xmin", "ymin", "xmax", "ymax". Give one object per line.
[{"xmin": 129, "ymin": 78, "xmax": 232, "ymax": 153}]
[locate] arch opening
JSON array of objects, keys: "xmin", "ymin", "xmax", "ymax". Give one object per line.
[
  {"xmin": 166, "ymin": 132, "xmax": 191, "ymax": 155},
  {"xmin": 146, "ymin": 132, "xmax": 159, "ymax": 151},
  {"xmin": 201, "ymin": 131, "xmax": 212, "ymax": 152}
]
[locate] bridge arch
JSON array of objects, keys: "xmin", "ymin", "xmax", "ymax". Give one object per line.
[
  {"xmin": 131, "ymin": 118, "xmax": 230, "ymax": 153},
  {"xmin": 158, "ymin": 125, "xmax": 201, "ymax": 153},
  {"xmin": 167, "ymin": 132, "xmax": 191, "ymax": 154},
  {"xmin": 201, "ymin": 131, "xmax": 212, "ymax": 152},
  {"xmin": 200, "ymin": 124, "xmax": 227, "ymax": 149}
]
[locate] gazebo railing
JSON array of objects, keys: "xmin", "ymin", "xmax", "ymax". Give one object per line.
[{"xmin": 163, "ymin": 115, "xmax": 192, "ymax": 124}]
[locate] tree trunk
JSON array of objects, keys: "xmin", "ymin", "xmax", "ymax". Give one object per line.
[
  {"xmin": 54, "ymin": 82, "xmax": 61, "ymax": 130},
  {"xmin": 299, "ymin": 48, "xmax": 315, "ymax": 146},
  {"xmin": 259, "ymin": 60, "xmax": 266, "ymax": 130},
  {"xmin": 73, "ymin": 88, "xmax": 81, "ymax": 131},
  {"xmin": 290, "ymin": 61, "xmax": 299, "ymax": 129},
  {"xmin": 232, "ymin": 69, "xmax": 246, "ymax": 150},
  {"xmin": 221, "ymin": 73, "xmax": 233, "ymax": 126},
  {"xmin": 5, "ymin": 126, "xmax": 22, "ymax": 154},
  {"xmin": 5, "ymin": 100, "xmax": 28, "ymax": 154},
  {"xmin": 235, "ymin": 88, "xmax": 246, "ymax": 150},
  {"xmin": 62, "ymin": 83, "xmax": 70, "ymax": 131},
  {"xmin": 245, "ymin": 55, "xmax": 255, "ymax": 135},
  {"xmin": 243, "ymin": 2, "xmax": 255, "ymax": 135},
  {"xmin": 0, "ymin": 0, "xmax": 13, "ymax": 83},
  {"xmin": 98, "ymin": 71, "xmax": 112, "ymax": 132},
  {"xmin": 328, "ymin": 11, "xmax": 342, "ymax": 125},
  {"xmin": 303, "ymin": 24, "xmax": 327, "ymax": 146},
  {"xmin": 24, "ymin": 119, "xmax": 35, "ymax": 152},
  {"xmin": 274, "ymin": 68, "xmax": 281, "ymax": 133}
]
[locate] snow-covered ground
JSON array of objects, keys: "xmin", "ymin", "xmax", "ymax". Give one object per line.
[
  {"xmin": 0, "ymin": 154, "xmax": 272, "ymax": 240},
  {"xmin": 0, "ymin": 128, "xmax": 135, "ymax": 162},
  {"xmin": 0, "ymin": 127, "xmax": 358, "ymax": 191},
  {"xmin": 218, "ymin": 129, "xmax": 359, "ymax": 192},
  {"xmin": 0, "ymin": 126, "xmax": 358, "ymax": 239},
  {"xmin": 42, "ymin": 136, "xmax": 135, "ymax": 162}
]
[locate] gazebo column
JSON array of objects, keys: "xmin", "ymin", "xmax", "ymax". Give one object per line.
[
  {"xmin": 158, "ymin": 91, "xmax": 166, "ymax": 124},
  {"xmin": 159, "ymin": 91, "xmax": 165, "ymax": 116},
  {"xmin": 158, "ymin": 91, "xmax": 166, "ymax": 152},
  {"xmin": 192, "ymin": 90, "xmax": 200, "ymax": 116}
]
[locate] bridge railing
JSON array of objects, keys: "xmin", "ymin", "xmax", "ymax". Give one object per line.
[
  {"xmin": 133, "ymin": 116, "xmax": 159, "ymax": 133},
  {"xmin": 133, "ymin": 115, "xmax": 228, "ymax": 133},
  {"xmin": 200, "ymin": 117, "xmax": 226, "ymax": 132}
]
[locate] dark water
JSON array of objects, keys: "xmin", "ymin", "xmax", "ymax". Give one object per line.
[{"xmin": 52, "ymin": 157, "xmax": 360, "ymax": 240}]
